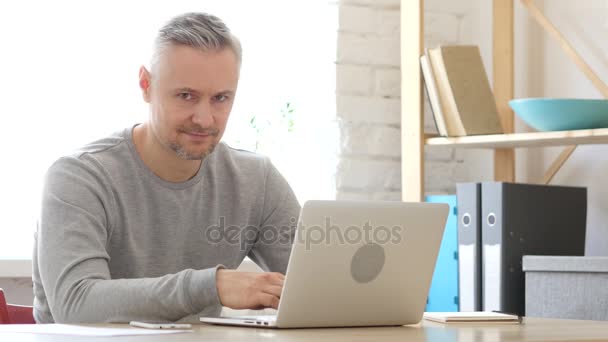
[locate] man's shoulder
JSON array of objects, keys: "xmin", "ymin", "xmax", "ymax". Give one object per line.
[
  {"xmin": 71, "ymin": 129, "xmax": 129, "ymax": 159},
  {"xmin": 48, "ymin": 128, "xmax": 130, "ymax": 176}
]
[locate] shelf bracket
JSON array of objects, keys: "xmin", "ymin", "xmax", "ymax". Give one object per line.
[
  {"xmin": 522, "ymin": 0, "xmax": 607, "ymax": 185},
  {"xmin": 521, "ymin": 0, "xmax": 608, "ymax": 97},
  {"xmin": 541, "ymin": 145, "xmax": 577, "ymax": 184}
]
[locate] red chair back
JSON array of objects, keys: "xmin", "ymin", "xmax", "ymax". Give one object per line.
[{"xmin": 0, "ymin": 288, "xmax": 35, "ymax": 324}]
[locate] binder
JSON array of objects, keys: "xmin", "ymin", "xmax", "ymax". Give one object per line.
[
  {"xmin": 456, "ymin": 183, "xmax": 482, "ymax": 311},
  {"xmin": 481, "ymin": 182, "xmax": 587, "ymax": 316},
  {"xmin": 425, "ymin": 195, "xmax": 459, "ymax": 312}
]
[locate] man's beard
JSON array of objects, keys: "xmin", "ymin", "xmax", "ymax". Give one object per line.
[
  {"xmin": 168, "ymin": 126, "xmax": 219, "ymax": 160},
  {"xmin": 169, "ymin": 141, "xmax": 217, "ymax": 160}
]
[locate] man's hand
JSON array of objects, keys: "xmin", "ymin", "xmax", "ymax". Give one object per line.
[{"xmin": 216, "ymin": 270, "xmax": 285, "ymax": 310}]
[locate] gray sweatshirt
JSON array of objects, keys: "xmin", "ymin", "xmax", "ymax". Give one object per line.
[{"xmin": 32, "ymin": 126, "xmax": 300, "ymax": 323}]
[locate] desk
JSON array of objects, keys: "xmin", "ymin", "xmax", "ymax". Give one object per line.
[{"xmin": 2, "ymin": 318, "xmax": 608, "ymax": 341}]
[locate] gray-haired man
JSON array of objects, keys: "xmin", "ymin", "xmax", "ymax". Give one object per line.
[{"xmin": 33, "ymin": 12, "xmax": 300, "ymax": 323}]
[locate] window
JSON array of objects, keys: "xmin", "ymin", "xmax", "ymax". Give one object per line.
[{"xmin": 0, "ymin": 0, "xmax": 337, "ymax": 259}]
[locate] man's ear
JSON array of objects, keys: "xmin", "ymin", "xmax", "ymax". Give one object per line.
[{"xmin": 139, "ymin": 66, "xmax": 152, "ymax": 103}]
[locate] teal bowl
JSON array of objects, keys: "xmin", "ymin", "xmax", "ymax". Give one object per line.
[{"xmin": 509, "ymin": 98, "xmax": 608, "ymax": 131}]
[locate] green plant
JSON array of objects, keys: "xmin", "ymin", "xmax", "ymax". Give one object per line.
[{"xmin": 249, "ymin": 102, "xmax": 296, "ymax": 152}]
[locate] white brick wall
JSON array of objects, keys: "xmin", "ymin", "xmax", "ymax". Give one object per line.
[
  {"xmin": 337, "ymin": 95, "xmax": 400, "ymax": 124},
  {"xmin": 374, "ymin": 67, "xmax": 400, "ymax": 98},
  {"xmin": 339, "ymin": 5, "xmax": 376, "ymax": 33},
  {"xmin": 336, "ymin": 0, "xmax": 480, "ymax": 199},
  {"xmin": 337, "ymin": 33, "xmax": 400, "ymax": 66},
  {"xmin": 337, "ymin": 64, "xmax": 373, "ymax": 95},
  {"xmin": 340, "ymin": 0, "xmax": 400, "ymax": 9},
  {"xmin": 341, "ymin": 123, "xmax": 400, "ymax": 158},
  {"xmin": 336, "ymin": 158, "xmax": 401, "ymax": 191}
]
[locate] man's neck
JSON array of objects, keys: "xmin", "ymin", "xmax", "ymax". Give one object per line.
[{"xmin": 132, "ymin": 123, "xmax": 202, "ymax": 183}]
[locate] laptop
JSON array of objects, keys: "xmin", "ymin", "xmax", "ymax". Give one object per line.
[{"xmin": 201, "ymin": 200, "xmax": 449, "ymax": 328}]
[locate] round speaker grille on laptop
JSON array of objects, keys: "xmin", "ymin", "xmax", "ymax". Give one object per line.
[{"xmin": 350, "ymin": 242, "xmax": 385, "ymax": 284}]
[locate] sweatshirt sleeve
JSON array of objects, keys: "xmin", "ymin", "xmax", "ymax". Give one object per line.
[
  {"xmin": 37, "ymin": 157, "xmax": 223, "ymax": 323},
  {"xmin": 247, "ymin": 158, "xmax": 301, "ymax": 274}
]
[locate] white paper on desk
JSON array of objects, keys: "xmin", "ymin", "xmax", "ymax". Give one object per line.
[
  {"xmin": 0, "ymin": 324, "xmax": 192, "ymax": 336},
  {"xmin": 423, "ymin": 311, "xmax": 519, "ymax": 323}
]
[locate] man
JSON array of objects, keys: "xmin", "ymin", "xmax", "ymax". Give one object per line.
[{"xmin": 32, "ymin": 12, "xmax": 300, "ymax": 323}]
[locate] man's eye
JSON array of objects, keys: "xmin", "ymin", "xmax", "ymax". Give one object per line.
[
  {"xmin": 178, "ymin": 92, "xmax": 193, "ymax": 101},
  {"xmin": 214, "ymin": 94, "xmax": 228, "ymax": 102}
]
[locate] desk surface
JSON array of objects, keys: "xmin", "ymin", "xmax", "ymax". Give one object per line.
[{"xmin": 2, "ymin": 317, "xmax": 608, "ymax": 341}]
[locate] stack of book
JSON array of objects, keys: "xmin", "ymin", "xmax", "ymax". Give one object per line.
[{"xmin": 420, "ymin": 45, "xmax": 503, "ymax": 137}]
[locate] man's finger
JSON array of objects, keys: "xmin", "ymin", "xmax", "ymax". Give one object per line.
[
  {"xmin": 261, "ymin": 285, "xmax": 283, "ymax": 298},
  {"xmin": 267, "ymin": 272, "xmax": 285, "ymax": 286},
  {"xmin": 257, "ymin": 293, "xmax": 280, "ymax": 309}
]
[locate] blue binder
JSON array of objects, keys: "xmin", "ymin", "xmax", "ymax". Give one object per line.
[{"xmin": 425, "ymin": 195, "xmax": 459, "ymax": 312}]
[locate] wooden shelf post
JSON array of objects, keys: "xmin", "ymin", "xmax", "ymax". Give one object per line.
[
  {"xmin": 493, "ymin": 0, "xmax": 516, "ymax": 182},
  {"xmin": 401, "ymin": 0, "xmax": 424, "ymax": 202}
]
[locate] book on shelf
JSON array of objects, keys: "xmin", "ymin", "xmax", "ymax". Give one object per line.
[
  {"xmin": 421, "ymin": 45, "xmax": 503, "ymax": 137},
  {"xmin": 420, "ymin": 52, "xmax": 448, "ymax": 136}
]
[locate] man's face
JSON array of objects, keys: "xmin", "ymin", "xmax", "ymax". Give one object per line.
[{"xmin": 141, "ymin": 44, "xmax": 239, "ymax": 160}]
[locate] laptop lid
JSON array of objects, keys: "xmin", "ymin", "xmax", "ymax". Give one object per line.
[{"xmin": 274, "ymin": 200, "xmax": 448, "ymax": 328}]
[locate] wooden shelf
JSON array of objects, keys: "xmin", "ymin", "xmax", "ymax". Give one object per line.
[
  {"xmin": 401, "ymin": 0, "xmax": 606, "ymax": 200},
  {"xmin": 425, "ymin": 128, "xmax": 608, "ymax": 149}
]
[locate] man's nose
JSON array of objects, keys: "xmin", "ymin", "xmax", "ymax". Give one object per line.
[{"xmin": 191, "ymin": 102, "xmax": 214, "ymax": 127}]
